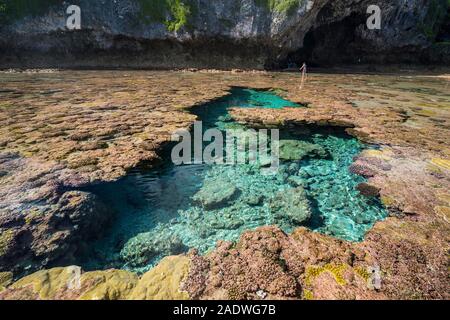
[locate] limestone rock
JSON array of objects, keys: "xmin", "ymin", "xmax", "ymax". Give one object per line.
[
  {"xmin": 430, "ymin": 158, "xmax": 450, "ymax": 171},
  {"xmin": 0, "ymin": 1, "xmax": 447, "ymax": 68},
  {"xmin": 0, "ymin": 187, "xmax": 111, "ymax": 274},
  {"xmin": 0, "ymin": 256, "xmax": 190, "ymax": 300}
]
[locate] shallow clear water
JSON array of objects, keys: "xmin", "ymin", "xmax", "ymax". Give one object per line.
[{"xmin": 79, "ymin": 88, "xmax": 387, "ymax": 273}]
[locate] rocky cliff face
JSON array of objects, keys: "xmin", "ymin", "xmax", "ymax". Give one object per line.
[{"xmin": 0, "ymin": 0, "xmax": 448, "ymax": 69}]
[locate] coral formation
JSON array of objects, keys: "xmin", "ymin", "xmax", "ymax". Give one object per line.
[
  {"xmin": 0, "ymin": 70, "xmax": 449, "ymax": 300},
  {"xmin": 71, "ymin": 87, "xmax": 386, "ymax": 273}
]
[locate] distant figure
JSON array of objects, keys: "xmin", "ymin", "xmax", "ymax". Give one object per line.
[{"xmin": 299, "ymin": 62, "xmax": 307, "ymax": 90}]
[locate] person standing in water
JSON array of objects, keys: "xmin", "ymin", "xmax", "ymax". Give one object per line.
[{"xmin": 299, "ymin": 62, "xmax": 307, "ymax": 89}]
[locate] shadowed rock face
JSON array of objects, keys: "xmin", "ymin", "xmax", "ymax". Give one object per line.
[{"xmin": 0, "ymin": 0, "xmax": 448, "ymax": 69}]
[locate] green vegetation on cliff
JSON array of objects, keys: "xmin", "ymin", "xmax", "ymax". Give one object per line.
[
  {"xmin": 419, "ymin": 0, "xmax": 448, "ymax": 40},
  {"xmin": 0, "ymin": 0, "xmax": 62, "ymax": 24},
  {"xmin": 0, "ymin": 0, "xmax": 193, "ymax": 32},
  {"xmin": 137, "ymin": 0, "xmax": 192, "ymax": 32},
  {"xmin": 255, "ymin": 0, "xmax": 302, "ymax": 14}
]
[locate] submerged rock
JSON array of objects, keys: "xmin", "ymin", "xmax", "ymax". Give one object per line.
[
  {"xmin": 269, "ymin": 187, "xmax": 312, "ymax": 225},
  {"xmin": 287, "ymin": 175, "xmax": 305, "ymax": 187},
  {"xmin": 243, "ymin": 193, "xmax": 264, "ymax": 206},
  {"xmin": 120, "ymin": 230, "xmax": 188, "ymax": 268},
  {"xmin": 193, "ymin": 178, "xmax": 240, "ymax": 210},
  {"xmin": 279, "ymin": 140, "xmax": 328, "ymax": 161}
]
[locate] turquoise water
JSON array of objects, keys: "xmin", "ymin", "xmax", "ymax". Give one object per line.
[{"xmin": 78, "ymin": 88, "xmax": 387, "ymax": 273}]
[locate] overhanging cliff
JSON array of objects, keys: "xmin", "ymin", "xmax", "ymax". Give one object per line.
[{"xmin": 0, "ymin": 0, "xmax": 449, "ymax": 69}]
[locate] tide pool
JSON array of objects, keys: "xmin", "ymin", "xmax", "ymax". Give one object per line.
[{"xmin": 78, "ymin": 88, "xmax": 387, "ymax": 273}]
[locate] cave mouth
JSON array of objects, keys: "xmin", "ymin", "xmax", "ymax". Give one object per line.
[
  {"xmin": 75, "ymin": 88, "xmax": 387, "ymax": 274},
  {"xmin": 283, "ymin": 11, "xmax": 368, "ymax": 68}
]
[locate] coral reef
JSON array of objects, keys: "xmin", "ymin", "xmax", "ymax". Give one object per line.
[
  {"xmin": 78, "ymin": 87, "xmax": 386, "ymax": 272},
  {"xmin": 0, "ymin": 70, "xmax": 448, "ymax": 299}
]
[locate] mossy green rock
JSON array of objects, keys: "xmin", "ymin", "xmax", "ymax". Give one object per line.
[
  {"xmin": 0, "ymin": 229, "xmax": 14, "ymax": 257},
  {"xmin": 0, "ymin": 256, "xmax": 190, "ymax": 300},
  {"xmin": 0, "ymin": 271, "xmax": 13, "ymax": 291}
]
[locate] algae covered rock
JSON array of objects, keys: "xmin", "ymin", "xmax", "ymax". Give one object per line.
[
  {"xmin": 193, "ymin": 178, "xmax": 239, "ymax": 209},
  {"xmin": 430, "ymin": 158, "xmax": 450, "ymax": 171},
  {"xmin": 78, "ymin": 269, "xmax": 139, "ymax": 300},
  {"xmin": 269, "ymin": 187, "xmax": 311, "ymax": 225},
  {"xmin": 120, "ymin": 230, "xmax": 188, "ymax": 268},
  {"xmin": 0, "ymin": 266, "xmax": 138, "ymax": 300},
  {"xmin": 128, "ymin": 256, "xmax": 190, "ymax": 300},
  {"xmin": 0, "ymin": 229, "xmax": 15, "ymax": 260},
  {"xmin": 0, "ymin": 256, "xmax": 191, "ymax": 300},
  {"xmin": 279, "ymin": 140, "xmax": 328, "ymax": 161},
  {"xmin": 2, "ymin": 267, "xmax": 79, "ymax": 300},
  {"xmin": 0, "ymin": 272, "xmax": 13, "ymax": 291}
]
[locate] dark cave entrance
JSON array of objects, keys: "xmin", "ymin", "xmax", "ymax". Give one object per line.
[{"xmin": 282, "ymin": 10, "xmax": 368, "ymax": 68}]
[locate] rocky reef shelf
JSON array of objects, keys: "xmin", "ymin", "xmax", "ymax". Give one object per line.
[
  {"xmin": 1, "ymin": 71, "xmax": 448, "ymax": 300},
  {"xmin": 75, "ymin": 88, "xmax": 387, "ymax": 273}
]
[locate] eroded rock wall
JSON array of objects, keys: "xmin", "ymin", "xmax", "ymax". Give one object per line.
[{"xmin": 0, "ymin": 0, "xmax": 448, "ymax": 69}]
